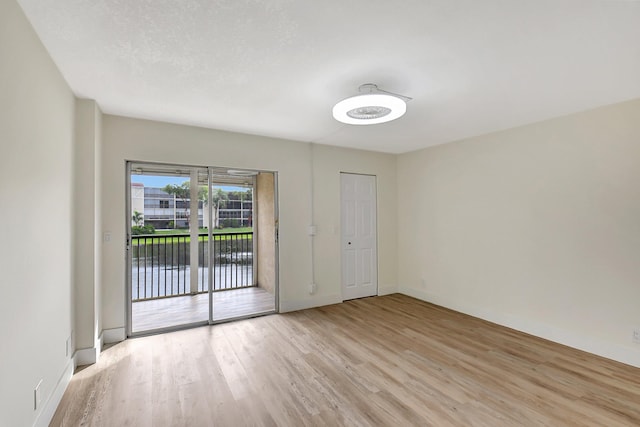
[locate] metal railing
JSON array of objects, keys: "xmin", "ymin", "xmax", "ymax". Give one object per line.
[{"xmin": 131, "ymin": 231, "xmax": 253, "ymax": 301}]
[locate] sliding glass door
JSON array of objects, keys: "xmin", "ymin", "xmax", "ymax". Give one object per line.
[
  {"xmin": 126, "ymin": 162, "xmax": 277, "ymax": 336},
  {"xmin": 127, "ymin": 164, "xmax": 209, "ymax": 333}
]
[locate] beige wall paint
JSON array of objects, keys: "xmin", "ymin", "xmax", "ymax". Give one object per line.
[
  {"xmin": 256, "ymin": 172, "xmax": 276, "ymax": 295},
  {"xmin": 397, "ymin": 99, "xmax": 640, "ymax": 367},
  {"xmin": 101, "ymin": 115, "xmax": 397, "ymax": 329},
  {"xmin": 0, "ymin": 0, "xmax": 76, "ymax": 425}
]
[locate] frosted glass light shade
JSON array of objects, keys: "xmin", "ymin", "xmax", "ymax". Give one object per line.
[{"xmin": 332, "ymin": 93, "xmax": 406, "ymax": 125}]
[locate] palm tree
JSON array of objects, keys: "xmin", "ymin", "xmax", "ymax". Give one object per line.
[
  {"xmin": 163, "ymin": 182, "xmax": 207, "ymax": 229},
  {"xmin": 163, "ymin": 183, "xmax": 190, "ymax": 228},
  {"xmin": 132, "ymin": 210, "xmax": 144, "ymax": 227},
  {"xmin": 211, "ymin": 188, "xmax": 228, "ymax": 228}
]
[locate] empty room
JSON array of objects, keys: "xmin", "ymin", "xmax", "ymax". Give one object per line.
[{"xmin": 1, "ymin": 0, "xmax": 640, "ymax": 425}]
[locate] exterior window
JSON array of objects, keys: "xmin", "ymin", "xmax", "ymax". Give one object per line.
[{"xmin": 159, "ymin": 200, "xmax": 169, "ymax": 208}]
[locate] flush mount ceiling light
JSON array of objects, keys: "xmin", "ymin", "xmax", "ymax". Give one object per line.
[{"xmin": 332, "ymin": 83, "xmax": 412, "ymax": 125}]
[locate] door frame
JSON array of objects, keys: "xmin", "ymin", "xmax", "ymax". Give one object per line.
[
  {"xmin": 125, "ymin": 161, "xmax": 280, "ymax": 338},
  {"xmin": 340, "ymin": 172, "xmax": 379, "ymax": 301}
]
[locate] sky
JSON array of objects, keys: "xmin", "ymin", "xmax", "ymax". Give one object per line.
[{"xmin": 131, "ymin": 175, "xmax": 184, "ymax": 187}]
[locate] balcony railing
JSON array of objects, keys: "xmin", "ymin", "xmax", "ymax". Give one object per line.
[{"xmin": 131, "ymin": 231, "xmax": 253, "ymax": 301}]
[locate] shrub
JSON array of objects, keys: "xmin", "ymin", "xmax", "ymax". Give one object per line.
[
  {"xmin": 132, "ymin": 224, "xmax": 156, "ymax": 235},
  {"xmin": 220, "ymin": 219, "xmax": 241, "ymax": 228}
]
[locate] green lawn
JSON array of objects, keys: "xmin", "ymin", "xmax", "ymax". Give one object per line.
[{"xmin": 154, "ymin": 227, "xmax": 252, "ymax": 235}]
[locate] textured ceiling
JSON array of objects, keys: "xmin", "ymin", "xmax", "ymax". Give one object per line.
[{"xmin": 16, "ymin": 0, "xmax": 640, "ymax": 153}]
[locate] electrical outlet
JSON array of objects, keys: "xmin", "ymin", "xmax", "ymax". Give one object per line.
[
  {"xmin": 633, "ymin": 329, "xmax": 640, "ymax": 344},
  {"xmin": 34, "ymin": 380, "xmax": 42, "ymax": 411},
  {"xmin": 308, "ymin": 283, "xmax": 317, "ymax": 294}
]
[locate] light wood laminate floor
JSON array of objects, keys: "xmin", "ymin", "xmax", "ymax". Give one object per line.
[
  {"xmin": 132, "ymin": 287, "xmax": 275, "ymax": 332},
  {"xmin": 53, "ymin": 294, "xmax": 640, "ymax": 426}
]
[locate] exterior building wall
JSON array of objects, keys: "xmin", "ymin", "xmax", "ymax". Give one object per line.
[
  {"xmin": 129, "ymin": 184, "xmax": 250, "ymax": 229},
  {"xmin": 218, "ymin": 198, "xmax": 253, "ymax": 227},
  {"xmin": 130, "ymin": 183, "xmax": 145, "ymax": 225}
]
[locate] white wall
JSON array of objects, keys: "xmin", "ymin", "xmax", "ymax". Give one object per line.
[
  {"xmin": 74, "ymin": 99, "xmax": 103, "ymax": 364},
  {"xmin": 311, "ymin": 144, "xmax": 398, "ymax": 300},
  {"xmin": 397, "ymin": 99, "xmax": 640, "ymax": 367},
  {"xmin": 100, "ymin": 115, "xmax": 397, "ymax": 330},
  {"xmin": 0, "ymin": 0, "xmax": 76, "ymax": 425},
  {"xmin": 94, "ymin": 106, "xmax": 103, "ymax": 347}
]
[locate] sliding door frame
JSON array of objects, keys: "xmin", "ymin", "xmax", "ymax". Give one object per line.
[{"xmin": 125, "ymin": 161, "xmax": 279, "ymax": 338}]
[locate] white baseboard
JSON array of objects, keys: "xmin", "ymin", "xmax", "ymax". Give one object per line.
[
  {"xmin": 377, "ymin": 284, "xmax": 397, "ymax": 296},
  {"xmin": 102, "ymin": 327, "xmax": 126, "ymax": 344},
  {"xmin": 280, "ymin": 294, "xmax": 342, "ymax": 313},
  {"xmin": 398, "ymin": 286, "xmax": 640, "ymax": 369},
  {"xmin": 34, "ymin": 359, "xmax": 73, "ymax": 427},
  {"xmin": 74, "ymin": 347, "xmax": 97, "ymax": 367}
]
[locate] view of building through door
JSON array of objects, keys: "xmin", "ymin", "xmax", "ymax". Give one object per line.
[
  {"xmin": 341, "ymin": 173, "xmax": 378, "ymax": 300},
  {"xmin": 127, "ymin": 163, "xmax": 277, "ymax": 335}
]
